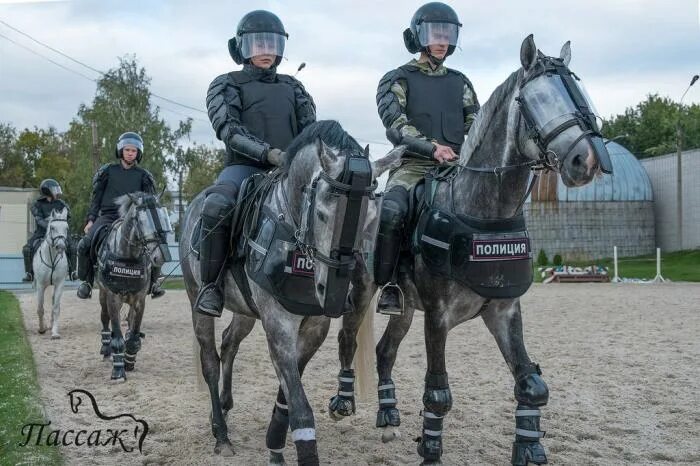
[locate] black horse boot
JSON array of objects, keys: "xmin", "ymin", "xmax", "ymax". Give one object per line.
[
  {"xmin": 195, "ymin": 192, "xmax": 233, "ymax": 317},
  {"xmin": 22, "ymin": 244, "xmax": 34, "ymax": 282},
  {"xmin": 149, "ymin": 266, "xmax": 165, "ymax": 299},
  {"xmin": 67, "ymin": 238, "xmax": 78, "ymax": 281},
  {"xmin": 76, "ymin": 238, "xmax": 93, "ymax": 299}
]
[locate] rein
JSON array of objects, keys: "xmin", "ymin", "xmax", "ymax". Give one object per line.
[{"xmin": 39, "ymin": 217, "xmax": 68, "ymax": 286}]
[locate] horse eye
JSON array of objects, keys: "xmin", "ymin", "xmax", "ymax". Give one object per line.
[{"xmin": 316, "ymin": 211, "xmax": 328, "ymax": 223}]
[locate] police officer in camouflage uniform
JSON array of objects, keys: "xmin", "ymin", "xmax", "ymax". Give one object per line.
[
  {"xmin": 76, "ymin": 132, "xmax": 165, "ymax": 299},
  {"xmin": 22, "ymin": 179, "xmax": 78, "ymax": 282},
  {"xmin": 374, "ymin": 2, "xmax": 480, "ymax": 315},
  {"xmin": 195, "ymin": 10, "xmax": 316, "ymax": 317}
]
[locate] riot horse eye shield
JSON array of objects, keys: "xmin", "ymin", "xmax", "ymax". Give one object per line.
[{"xmin": 136, "ymin": 199, "xmax": 173, "ymax": 262}]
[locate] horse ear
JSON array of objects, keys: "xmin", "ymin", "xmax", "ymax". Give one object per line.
[
  {"xmin": 560, "ymin": 40, "xmax": 571, "ymax": 66},
  {"xmin": 372, "ymin": 144, "xmax": 406, "ymax": 179},
  {"xmin": 364, "ymin": 144, "xmax": 370, "ymax": 157},
  {"xmin": 316, "ymin": 137, "xmax": 338, "ymax": 173},
  {"xmin": 520, "ymin": 34, "xmax": 537, "ymax": 71}
]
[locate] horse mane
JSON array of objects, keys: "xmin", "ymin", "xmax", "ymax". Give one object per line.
[
  {"xmin": 284, "ymin": 120, "xmax": 363, "ymax": 171},
  {"xmin": 460, "ymin": 69, "xmax": 521, "ymax": 164},
  {"xmin": 116, "ymin": 192, "xmax": 151, "ymax": 218}
]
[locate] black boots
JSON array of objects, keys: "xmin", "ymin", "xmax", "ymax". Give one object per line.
[{"xmin": 22, "ymin": 245, "xmax": 33, "ymax": 282}]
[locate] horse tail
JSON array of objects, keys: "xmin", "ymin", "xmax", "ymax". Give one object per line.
[{"xmin": 353, "ymin": 288, "xmax": 378, "ymax": 403}]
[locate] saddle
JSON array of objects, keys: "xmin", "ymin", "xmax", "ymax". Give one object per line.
[{"xmin": 411, "ymin": 167, "xmax": 534, "ymax": 299}]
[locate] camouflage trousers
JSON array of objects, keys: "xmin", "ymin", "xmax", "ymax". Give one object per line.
[{"xmin": 386, "ymin": 157, "xmax": 456, "ymax": 191}]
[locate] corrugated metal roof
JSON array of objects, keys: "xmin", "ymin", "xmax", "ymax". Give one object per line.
[{"xmin": 528, "ymin": 141, "xmax": 653, "ymax": 202}]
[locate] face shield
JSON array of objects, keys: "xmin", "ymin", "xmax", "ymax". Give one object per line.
[
  {"xmin": 117, "ymin": 137, "xmax": 144, "ymax": 154},
  {"xmin": 416, "ymin": 22, "xmax": 460, "ymax": 47},
  {"xmin": 137, "ymin": 206, "xmax": 173, "ymax": 261},
  {"xmin": 239, "ymin": 32, "xmax": 286, "ymax": 59},
  {"xmin": 47, "ymin": 184, "xmax": 63, "ymax": 198}
]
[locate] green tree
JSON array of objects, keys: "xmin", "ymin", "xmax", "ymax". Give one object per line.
[
  {"xmin": 603, "ymin": 94, "xmax": 700, "ymax": 159},
  {"xmin": 63, "ymin": 56, "xmax": 191, "ymax": 231},
  {"xmin": 183, "ymin": 144, "xmax": 225, "ymax": 201},
  {"xmin": 0, "ymin": 123, "xmax": 33, "ymax": 187}
]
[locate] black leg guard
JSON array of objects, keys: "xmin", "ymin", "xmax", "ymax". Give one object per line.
[
  {"xmin": 294, "ymin": 440, "xmax": 319, "ymax": 466},
  {"xmin": 376, "ymin": 378, "xmax": 400, "ymax": 428},
  {"xmin": 77, "ymin": 236, "xmax": 92, "ymax": 282},
  {"xmin": 329, "ymin": 369, "xmax": 356, "ymax": 418},
  {"xmin": 375, "ymin": 186, "xmax": 409, "ymax": 315},
  {"xmin": 22, "ymin": 244, "xmax": 33, "ymax": 280},
  {"xmin": 124, "ymin": 331, "xmax": 144, "ymax": 371},
  {"xmin": 66, "ymin": 239, "xmax": 78, "ymax": 280},
  {"xmin": 512, "ymin": 364, "xmax": 549, "ymax": 466},
  {"xmin": 195, "ymin": 192, "xmax": 234, "ymax": 317},
  {"xmin": 99, "ymin": 331, "xmax": 111, "ymax": 358},
  {"xmin": 418, "ymin": 373, "xmax": 452, "ymax": 463},
  {"xmin": 266, "ymin": 389, "xmax": 289, "ymax": 463},
  {"xmin": 110, "ymin": 337, "xmax": 126, "ymax": 381}
]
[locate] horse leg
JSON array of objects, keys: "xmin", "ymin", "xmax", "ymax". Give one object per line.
[
  {"xmin": 36, "ymin": 283, "xmax": 47, "ymax": 334},
  {"xmin": 107, "ymin": 293, "xmax": 127, "ymax": 382},
  {"xmin": 418, "ymin": 308, "xmax": 453, "ymax": 466},
  {"xmin": 329, "ymin": 305, "xmax": 364, "ymax": 420},
  {"xmin": 375, "ymin": 308, "xmax": 415, "ymax": 442},
  {"xmin": 50, "ymin": 280, "xmax": 64, "ymax": 339},
  {"xmin": 267, "ymin": 316, "xmax": 330, "ymax": 466},
  {"xmin": 262, "ymin": 313, "xmax": 319, "ymax": 466},
  {"xmin": 124, "ymin": 299, "xmax": 146, "ymax": 371},
  {"xmin": 99, "ymin": 290, "xmax": 111, "ymax": 358},
  {"xmin": 220, "ymin": 314, "xmax": 256, "ymax": 417},
  {"xmin": 481, "ymin": 300, "xmax": 548, "ymax": 466},
  {"xmin": 193, "ymin": 312, "xmax": 234, "ymax": 456}
]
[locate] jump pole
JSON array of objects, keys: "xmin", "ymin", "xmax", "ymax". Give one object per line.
[
  {"xmin": 612, "ymin": 246, "xmax": 621, "ymax": 282},
  {"xmin": 652, "ymin": 247, "xmax": 666, "ymax": 283}
]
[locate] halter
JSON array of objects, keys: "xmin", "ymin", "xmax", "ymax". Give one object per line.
[{"xmin": 39, "ymin": 215, "xmax": 68, "ymax": 285}]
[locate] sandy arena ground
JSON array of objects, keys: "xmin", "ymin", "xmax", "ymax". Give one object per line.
[{"xmin": 17, "ymin": 283, "xmax": 700, "ymax": 465}]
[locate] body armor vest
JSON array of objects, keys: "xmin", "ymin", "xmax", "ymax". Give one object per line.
[
  {"xmin": 230, "ymin": 72, "xmax": 298, "ymax": 165},
  {"xmin": 100, "ymin": 165, "xmax": 146, "ymax": 216},
  {"xmin": 401, "ymin": 65, "xmax": 465, "ymax": 152}
]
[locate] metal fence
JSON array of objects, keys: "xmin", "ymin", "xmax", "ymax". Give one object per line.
[{"xmin": 641, "ymin": 149, "xmax": 700, "ymax": 252}]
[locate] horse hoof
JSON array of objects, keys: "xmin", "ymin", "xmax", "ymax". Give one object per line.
[
  {"xmin": 110, "ymin": 377, "xmax": 126, "ymax": 384},
  {"xmin": 381, "ymin": 427, "xmax": 401, "ymax": 443},
  {"xmin": 329, "ymin": 410, "xmax": 347, "ymax": 422},
  {"xmin": 38, "ymin": 328, "xmax": 47, "ymax": 334},
  {"xmin": 268, "ymin": 450, "xmax": 286, "ymax": 465},
  {"xmin": 125, "ymin": 363, "xmax": 135, "ymax": 372},
  {"xmin": 214, "ymin": 440, "xmax": 235, "ymax": 457},
  {"xmin": 51, "ymin": 334, "xmax": 61, "ymax": 340}
]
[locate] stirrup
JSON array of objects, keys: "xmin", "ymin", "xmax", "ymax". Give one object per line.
[
  {"xmin": 194, "ymin": 283, "xmax": 223, "ymax": 317},
  {"xmin": 376, "ymin": 283, "xmax": 405, "ymax": 316},
  {"xmin": 22, "ymin": 272, "xmax": 34, "ymax": 282}
]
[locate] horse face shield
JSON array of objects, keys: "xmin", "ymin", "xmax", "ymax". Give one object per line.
[
  {"xmin": 299, "ymin": 155, "xmax": 375, "ymax": 316},
  {"xmin": 517, "ymin": 59, "xmax": 613, "ymax": 174},
  {"xmin": 136, "ymin": 205, "xmax": 173, "ymax": 262}
]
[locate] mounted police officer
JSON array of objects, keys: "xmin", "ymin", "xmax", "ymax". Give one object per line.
[
  {"xmin": 195, "ymin": 10, "xmax": 316, "ymax": 317},
  {"xmin": 76, "ymin": 132, "xmax": 165, "ymax": 299},
  {"xmin": 374, "ymin": 2, "xmax": 480, "ymax": 315},
  {"xmin": 22, "ymin": 179, "xmax": 77, "ymax": 282}
]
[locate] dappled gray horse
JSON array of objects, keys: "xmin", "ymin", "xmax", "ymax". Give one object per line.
[
  {"xmin": 329, "ymin": 35, "xmax": 613, "ymax": 465},
  {"xmin": 95, "ymin": 192, "xmax": 172, "ymax": 382},
  {"xmin": 180, "ymin": 120, "xmax": 403, "ymax": 464},
  {"xmin": 33, "ymin": 207, "xmax": 69, "ymax": 339}
]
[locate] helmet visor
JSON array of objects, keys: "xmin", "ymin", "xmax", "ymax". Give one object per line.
[
  {"xmin": 417, "ymin": 22, "xmax": 459, "ymax": 47},
  {"xmin": 239, "ymin": 32, "xmax": 286, "ymax": 59},
  {"xmin": 117, "ymin": 136, "xmax": 144, "ymax": 153},
  {"xmin": 47, "ymin": 184, "xmax": 62, "ymax": 198}
]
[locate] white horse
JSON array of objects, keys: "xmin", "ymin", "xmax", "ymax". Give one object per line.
[{"xmin": 33, "ymin": 208, "xmax": 69, "ymax": 339}]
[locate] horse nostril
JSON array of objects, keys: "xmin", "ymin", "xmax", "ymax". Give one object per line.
[
  {"xmin": 316, "ymin": 283, "xmax": 325, "ymax": 296},
  {"xmin": 571, "ymin": 153, "xmax": 584, "ymax": 168}
]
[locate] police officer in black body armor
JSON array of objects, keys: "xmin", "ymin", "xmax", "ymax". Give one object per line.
[
  {"xmin": 195, "ymin": 10, "xmax": 316, "ymax": 317},
  {"xmin": 76, "ymin": 132, "xmax": 165, "ymax": 299},
  {"xmin": 374, "ymin": 2, "xmax": 480, "ymax": 315},
  {"xmin": 22, "ymin": 179, "xmax": 78, "ymax": 282}
]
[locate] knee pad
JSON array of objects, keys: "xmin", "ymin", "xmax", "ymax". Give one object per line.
[
  {"xmin": 77, "ymin": 235, "xmax": 91, "ymax": 255},
  {"xmin": 202, "ymin": 192, "xmax": 234, "ymax": 227},
  {"xmin": 380, "ymin": 187, "xmax": 409, "ymax": 231},
  {"xmin": 515, "ymin": 371, "xmax": 549, "ymax": 406},
  {"xmin": 22, "ymin": 244, "xmax": 31, "ymax": 256}
]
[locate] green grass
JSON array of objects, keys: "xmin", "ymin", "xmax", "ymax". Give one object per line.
[
  {"xmin": 0, "ymin": 291, "xmax": 63, "ymax": 466},
  {"xmin": 161, "ymin": 277, "xmax": 186, "ymax": 290},
  {"xmin": 536, "ymin": 249, "xmax": 700, "ymax": 282}
]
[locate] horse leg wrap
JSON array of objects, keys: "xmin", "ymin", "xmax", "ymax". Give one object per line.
[
  {"xmin": 418, "ymin": 373, "xmax": 452, "ymax": 462},
  {"xmin": 376, "ymin": 378, "xmax": 401, "ymax": 427},
  {"xmin": 329, "ymin": 369, "xmax": 356, "ymax": 416},
  {"xmin": 266, "ymin": 391, "xmax": 290, "ymax": 454},
  {"xmin": 110, "ymin": 338, "xmax": 126, "ymax": 380},
  {"xmin": 124, "ymin": 332, "xmax": 144, "ymax": 370},
  {"xmin": 512, "ymin": 364, "xmax": 548, "ymax": 465},
  {"xmin": 292, "ymin": 429, "xmax": 318, "ymax": 466},
  {"xmin": 99, "ymin": 331, "xmax": 111, "ymax": 357},
  {"xmin": 511, "ymin": 404, "xmax": 548, "ymax": 465}
]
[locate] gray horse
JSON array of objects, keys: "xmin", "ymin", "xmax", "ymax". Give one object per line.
[
  {"xmin": 329, "ymin": 35, "xmax": 611, "ymax": 465},
  {"xmin": 180, "ymin": 120, "xmax": 403, "ymax": 464},
  {"xmin": 95, "ymin": 192, "xmax": 172, "ymax": 382},
  {"xmin": 33, "ymin": 207, "xmax": 69, "ymax": 338}
]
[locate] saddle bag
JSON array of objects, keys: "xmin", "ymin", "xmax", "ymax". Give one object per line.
[
  {"xmin": 246, "ymin": 207, "xmax": 325, "ymax": 316},
  {"xmin": 415, "ymin": 209, "xmax": 533, "ymax": 299},
  {"xmin": 98, "ymin": 250, "xmax": 149, "ymax": 295}
]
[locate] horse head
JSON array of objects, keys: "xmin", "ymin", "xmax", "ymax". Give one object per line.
[
  {"xmin": 46, "ymin": 208, "xmax": 69, "ymax": 254},
  {"xmin": 515, "ymin": 34, "xmax": 612, "ymax": 187},
  {"xmin": 117, "ymin": 192, "xmax": 173, "ymax": 267},
  {"xmin": 285, "ymin": 120, "xmax": 404, "ymax": 313}
]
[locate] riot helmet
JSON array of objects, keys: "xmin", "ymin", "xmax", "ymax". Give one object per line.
[
  {"xmin": 39, "ymin": 179, "xmax": 62, "ymax": 199},
  {"xmin": 404, "ymin": 2, "xmax": 462, "ymax": 62},
  {"xmin": 115, "ymin": 132, "xmax": 144, "ymax": 164},
  {"xmin": 228, "ymin": 10, "xmax": 288, "ymax": 67}
]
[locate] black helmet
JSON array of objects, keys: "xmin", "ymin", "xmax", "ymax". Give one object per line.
[
  {"xmin": 228, "ymin": 10, "xmax": 288, "ymax": 67},
  {"xmin": 404, "ymin": 2, "xmax": 462, "ymax": 59},
  {"xmin": 40, "ymin": 179, "xmax": 62, "ymax": 199},
  {"xmin": 115, "ymin": 132, "xmax": 144, "ymax": 163}
]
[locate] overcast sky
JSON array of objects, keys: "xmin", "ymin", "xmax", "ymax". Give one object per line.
[{"xmin": 1, "ymin": 0, "xmax": 699, "ymax": 155}]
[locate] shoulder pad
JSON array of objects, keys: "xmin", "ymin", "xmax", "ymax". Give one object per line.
[
  {"xmin": 92, "ymin": 163, "xmax": 111, "ymax": 185},
  {"xmin": 376, "ymin": 68, "xmax": 406, "ymax": 129},
  {"xmin": 140, "ymin": 168, "xmax": 156, "ymax": 192}
]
